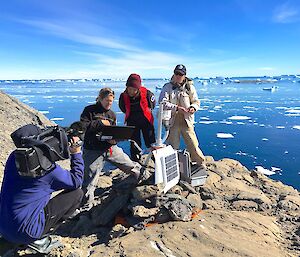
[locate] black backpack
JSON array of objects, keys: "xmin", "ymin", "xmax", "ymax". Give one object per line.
[{"xmin": 12, "ymin": 126, "xmax": 69, "ymax": 177}]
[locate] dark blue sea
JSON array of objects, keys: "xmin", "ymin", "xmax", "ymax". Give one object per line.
[{"xmin": 1, "ymin": 76, "xmax": 299, "ymax": 190}]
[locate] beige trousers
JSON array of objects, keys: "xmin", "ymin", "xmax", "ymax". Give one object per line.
[{"xmin": 167, "ymin": 113, "xmax": 205, "ymax": 165}]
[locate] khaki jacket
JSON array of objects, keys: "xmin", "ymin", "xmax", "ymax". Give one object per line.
[{"xmin": 159, "ymin": 77, "xmax": 200, "ymax": 127}]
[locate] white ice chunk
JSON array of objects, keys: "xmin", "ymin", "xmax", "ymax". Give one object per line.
[
  {"xmin": 50, "ymin": 117, "xmax": 64, "ymax": 121},
  {"xmin": 262, "ymin": 138, "xmax": 269, "ymax": 141},
  {"xmin": 199, "ymin": 121, "xmax": 218, "ymax": 124},
  {"xmin": 276, "ymin": 126, "xmax": 285, "ymax": 129},
  {"xmin": 216, "ymin": 133, "xmax": 234, "ymax": 139},
  {"xmin": 293, "ymin": 125, "xmax": 300, "ymax": 130},
  {"xmin": 271, "ymin": 167, "xmax": 281, "ymax": 172},
  {"xmin": 228, "ymin": 116, "xmax": 251, "ymax": 120},
  {"xmin": 39, "ymin": 110, "xmax": 49, "ymax": 114},
  {"xmin": 255, "ymin": 166, "xmax": 276, "ymax": 175}
]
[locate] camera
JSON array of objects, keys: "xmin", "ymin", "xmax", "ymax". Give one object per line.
[{"xmin": 64, "ymin": 121, "xmax": 85, "ymax": 147}]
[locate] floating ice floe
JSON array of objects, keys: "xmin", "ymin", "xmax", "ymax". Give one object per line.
[
  {"xmin": 271, "ymin": 167, "xmax": 282, "ymax": 172},
  {"xmin": 200, "ymin": 117, "xmax": 210, "ymax": 120},
  {"xmin": 219, "ymin": 121, "xmax": 233, "ymax": 125},
  {"xmin": 199, "ymin": 121, "xmax": 217, "ymax": 125},
  {"xmin": 285, "ymin": 109, "xmax": 300, "ymax": 116},
  {"xmin": 39, "ymin": 110, "xmax": 49, "ymax": 114},
  {"xmin": 276, "ymin": 126, "xmax": 285, "ymax": 129},
  {"xmin": 262, "ymin": 138, "xmax": 269, "ymax": 141},
  {"xmin": 213, "ymin": 105, "xmax": 222, "ymax": 110},
  {"xmin": 293, "ymin": 125, "xmax": 300, "ymax": 130},
  {"xmin": 255, "ymin": 166, "xmax": 276, "ymax": 175},
  {"xmin": 216, "ymin": 133, "xmax": 234, "ymax": 139},
  {"xmin": 50, "ymin": 118, "xmax": 64, "ymax": 121},
  {"xmin": 228, "ymin": 116, "xmax": 251, "ymax": 121}
]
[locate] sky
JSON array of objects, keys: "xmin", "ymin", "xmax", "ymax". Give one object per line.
[{"xmin": 0, "ymin": 0, "xmax": 300, "ymax": 79}]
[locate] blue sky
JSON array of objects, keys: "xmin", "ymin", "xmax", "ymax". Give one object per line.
[{"xmin": 0, "ymin": 0, "xmax": 300, "ymax": 79}]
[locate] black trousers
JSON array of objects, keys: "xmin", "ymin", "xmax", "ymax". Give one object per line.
[
  {"xmin": 127, "ymin": 117, "xmax": 155, "ymax": 161},
  {"xmin": 42, "ymin": 188, "xmax": 83, "ymax": 236}
]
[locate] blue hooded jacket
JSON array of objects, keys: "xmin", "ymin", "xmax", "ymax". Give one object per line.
[{"xmin": 0, "ymin": 152, "xmax": 84, "ymax": 244}]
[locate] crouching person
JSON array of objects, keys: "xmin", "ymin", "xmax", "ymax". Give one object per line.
[
  {"xmin": 80, "ymin": 87, "xmax": 145, "ymax": 205},
  {"xmin": 0, "ymin": 124, "xmax": 84, "ymax": 253}
]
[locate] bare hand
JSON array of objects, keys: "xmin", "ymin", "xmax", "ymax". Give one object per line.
[
  {"xmin": 101, "ymin": 119, "xmax": 111, "ymax": 126},
  {"xmin": 69, "ymin": 136, "xmax": 82, "ymax": 154},
  {"xmin": 188, "ymin": 106, "xmax": 196, "ymax": 114},
  {"xmin": 177, "ymin": 106, "xmax": 188, "ymax": 113}
]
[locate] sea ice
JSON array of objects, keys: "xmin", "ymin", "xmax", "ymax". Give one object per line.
[
  {"xmin": 228, "ymin": 116, "xmax": 251, "ymax": 120},
  {"xmin": 199, "ymin": 121, "xmax": 217, "ymax": 124},
  {"xmin": 50, "ymin": 118, "xmax": 64, "ymax": 121},
  {"xmin": 39, "ymin": 110, "xmax": 49, "ymax": 114},
  {"xmin": 262, "ymin": 138, "xmax": 269, "ymax": 141},
  {"xmin": 255, "ymin": 166, "xmax": 276, "ymax": 175},
  {"xmin": 216, "ymin": 133, "xmax": 234, "ymax": 139},
  {"xmin": 292, "ymin": 125, "xmax": 300, "ymax": 130},
  {"xmin": 276, "ymin": 126, "xmax": 285, "ymax": 129}
]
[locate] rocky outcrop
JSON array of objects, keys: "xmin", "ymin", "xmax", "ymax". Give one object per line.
[
  {"xmin": 0, "ymin": 92, "xmax": 299, "ymax": 257},
  {"xmin": 0, "ymin": 90, "xmax": 53, "ymax": 182}
]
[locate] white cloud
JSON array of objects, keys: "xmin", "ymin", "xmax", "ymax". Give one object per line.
[
  {"xmin": 273, "ymin": 3, "xmax": 300, "ymax": 23},
  {"xmin": 258, "ymin": 67, "xmax": 275, "ymax": 71}
]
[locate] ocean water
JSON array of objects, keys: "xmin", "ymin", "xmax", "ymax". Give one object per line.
[{"xmin": 1, "ymin": 77, "xmax": 300, "ymax": 190}]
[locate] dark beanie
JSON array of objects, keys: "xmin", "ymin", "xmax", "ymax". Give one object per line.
[
  {"xmin": 126, "ymin": 73, "xmax": 142, "ymax": 89},
  {"xmin": 11, "ymin": 124, "xmax": 42, "ymax": 147}
]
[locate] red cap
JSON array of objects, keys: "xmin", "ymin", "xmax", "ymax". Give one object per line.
[{"xmin": 126, "ymin": 73, "xmax": 141, "ymax": 89}]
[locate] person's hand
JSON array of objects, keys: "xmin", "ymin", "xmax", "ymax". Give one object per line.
[
  {"xmin": 177, "ymin": 106, "xmax": 188, "ymax": 113},
  {"xmin": 101, "ymin": 119, "xmax": 111, "ymax": 126},
  {"xmin": 188, "ymin": 106, "xmax": 196, "ymax": 114},
  {"xmin": 69, "ymin": 136, "xmax": 81, "ymax": 154}
]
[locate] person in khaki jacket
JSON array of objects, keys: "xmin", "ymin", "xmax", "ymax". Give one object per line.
[{"xmin": 159, "ymin": 64, "xmax": 206, "ymax": 169}]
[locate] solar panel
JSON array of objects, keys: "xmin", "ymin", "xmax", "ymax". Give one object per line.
[{"xmin": 153, "ymin": 145, "xmax": 180, "ymax": 193}]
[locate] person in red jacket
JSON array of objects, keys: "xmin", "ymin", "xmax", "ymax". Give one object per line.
[{"xmin": 119, "ymin": 74, "xmax": 156, "ymax": 161}]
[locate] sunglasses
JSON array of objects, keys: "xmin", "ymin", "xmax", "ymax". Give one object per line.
[
  {"xmin": 174, "ymin": 71, "xmax": 184, "ymax": 76},
  {"xmin": 100, "ymin": 88, "xmax": 115, "ymax": 96}
]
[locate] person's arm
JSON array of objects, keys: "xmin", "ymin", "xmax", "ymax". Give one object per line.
[
  {"xmin": 188, "ymin": 82, "xmax": 200, "ymax": 112},
  {"xmin": 49, "ymin": 153, "xmax": 84, "ymax": 190},
  {"xmin": 80, "ymin": 106, "xmax": 105, "ymax": 133},
  {"xmin": 159, "ymin": 84, "xmax": 177, "ymax": 110},
  {"xmin": 147, "ymin": 90, "xmax": 156, "ymax": 109},
  {"xmin": 118, "ymin": 93, "xmax": 126, "ymax": 113}
]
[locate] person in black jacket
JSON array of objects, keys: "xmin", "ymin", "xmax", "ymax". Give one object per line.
[
  {"xmin": 80, "ymin": 87, "xmax": 142, "ymax": 204},
  {"xmin": 119, "ymin": 74, "xmax": 156, "ymax": 161}
]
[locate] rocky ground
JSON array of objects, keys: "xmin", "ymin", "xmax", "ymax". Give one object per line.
[{"xmin": 0, "ymin": 91, "xmax": 299, "ymax": 257}]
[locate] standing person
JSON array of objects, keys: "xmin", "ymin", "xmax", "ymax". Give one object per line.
[
  {"xmin": 80, "ymin": 87, "xmax": 143, "ymax": 203},
  {"xmin": 159, "ymin": 64, "xmax": 206, "ymax": 169},
  {"xmin": 119, "ymin": 73, "xmax": 156, "ymax": 161},
  {"xmin": 0, "ymin": 124, "xmax": 83, "ymax": 252}
]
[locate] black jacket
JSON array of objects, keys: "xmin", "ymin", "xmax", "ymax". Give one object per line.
[{"xmin": 80, "ymin": 102, "xmax": 116, "ymax": 150}]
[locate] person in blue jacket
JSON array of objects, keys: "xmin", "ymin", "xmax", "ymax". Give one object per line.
[{"xmin": 0, "ymin": 124, "xmax": 84, "ymax": 249}]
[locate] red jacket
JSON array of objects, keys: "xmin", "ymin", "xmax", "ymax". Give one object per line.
[{"xmin": 122, "ymin": 86, "xmax": 154, "ymax": 125}]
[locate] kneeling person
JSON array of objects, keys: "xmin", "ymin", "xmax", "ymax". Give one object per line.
[{"xmin": 0, "ymin": 124, "xmax": 84, "ymax": 250}]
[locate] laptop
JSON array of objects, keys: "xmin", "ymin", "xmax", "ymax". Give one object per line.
[{"xmin": 97, "ymin": 125, "xmax": 135, "ymax": 141}]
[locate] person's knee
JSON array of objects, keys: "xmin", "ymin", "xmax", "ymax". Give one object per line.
[{"xmin": 72, "ymin": 188, "xmax": 84, "ymax": 204}]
